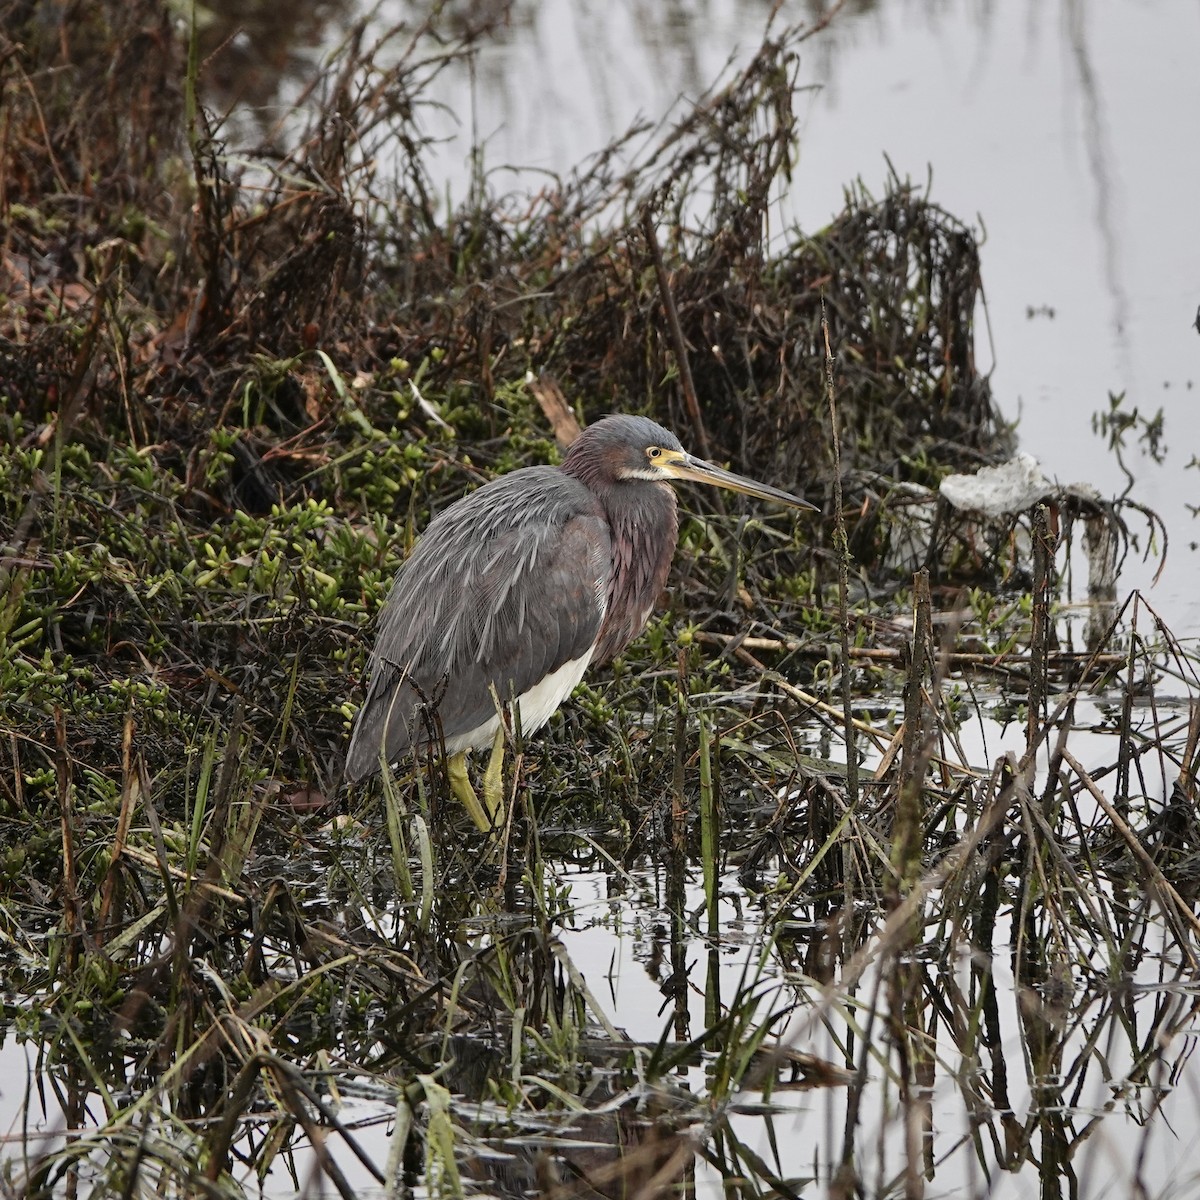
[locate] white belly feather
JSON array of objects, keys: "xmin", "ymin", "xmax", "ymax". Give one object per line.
[{"xmin": 443, "ymin": 648, "xmax": 597, "ymax": 757}]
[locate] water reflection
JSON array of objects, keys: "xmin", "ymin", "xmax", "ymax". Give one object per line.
[
  {"xmin": 199, "ymin": 0, "xmax": 357, "ymax": 123},
  {"xmin": 5, "ymin": 797, "xmax": 1198, "ymax": 1198}
]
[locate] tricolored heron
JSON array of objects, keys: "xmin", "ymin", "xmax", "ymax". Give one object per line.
[{"xmin": 345, "ymin": 414, "xmax": 817, "ymax": 830}]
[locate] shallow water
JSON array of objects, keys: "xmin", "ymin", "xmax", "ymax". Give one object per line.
[{"xmin": 7, "ymin": 743, "xmax": 1197, "ymax": 1199}]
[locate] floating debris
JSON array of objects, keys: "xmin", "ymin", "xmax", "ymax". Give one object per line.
[{"xmin": 940, "ymin": 452, "xmax": 1055, "ymax": 517}]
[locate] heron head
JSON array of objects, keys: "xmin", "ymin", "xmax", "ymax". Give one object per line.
[{"xmin": 564, "ymin": 414, "xmax": 817, "ymax": 513}]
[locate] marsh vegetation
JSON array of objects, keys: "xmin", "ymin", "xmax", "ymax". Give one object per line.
[{"xmin": 1, "ymin": 4, "xmax": 1197, "ymax": 1197}]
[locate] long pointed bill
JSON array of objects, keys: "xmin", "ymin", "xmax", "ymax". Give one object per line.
[{"xmin": 660, "ymin": 450, "xmax": 818, "ymax": 512}]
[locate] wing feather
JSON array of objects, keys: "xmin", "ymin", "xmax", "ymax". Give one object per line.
[{"xmin": 345, "ymin": 468, "xmax": 610, "ymax": 782}]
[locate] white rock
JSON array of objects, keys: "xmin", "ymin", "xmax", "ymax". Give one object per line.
[{"xmin": 939, "ymin": 453, "xmax": 1054, "ymax": 517}]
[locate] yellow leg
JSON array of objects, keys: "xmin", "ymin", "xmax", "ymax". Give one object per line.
[
  {"xmin": 482, "ymin": 726, "xmax": 505, "ymax": 826},
  {"xmin": 447, "ymin": 751, "xmax": 492, "ymax": 833}
]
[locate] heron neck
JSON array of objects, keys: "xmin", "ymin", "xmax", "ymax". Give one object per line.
[{"xmin": 588, "ymin": 478, "xmax": 680, "ymax": 663}]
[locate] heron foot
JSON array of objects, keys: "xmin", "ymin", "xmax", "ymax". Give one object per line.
[
  {"xmin": 446, "ymin": 731, "xmax": 507, "ymax": 834},
  {"xmin": 482, "ymin": 726, "xmax": 505, "ymax": 825},
  {"xmin": 447, "ymin": 751, "xmax": 492, "ymax": 833}
]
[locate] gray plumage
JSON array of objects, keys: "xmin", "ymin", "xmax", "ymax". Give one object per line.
[{"xmin": 345, "ymin": 416, "xmax": 682, "ymax": 783}]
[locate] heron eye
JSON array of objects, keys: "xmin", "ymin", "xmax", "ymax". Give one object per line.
[{"xmin": 647, "ymin": 447, "xmax": 662, "ymax": 460}]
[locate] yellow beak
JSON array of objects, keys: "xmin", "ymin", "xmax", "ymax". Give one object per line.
[{"xmin": 658, "ymin": 449, "xmax": 818, "ymax": 513}]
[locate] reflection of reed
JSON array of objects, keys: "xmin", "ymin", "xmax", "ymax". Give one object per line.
[
  {"xmin": 1064, "ymin": 0, "xmax": 1132, "ymax": 374},
  {"xmin": 758, "ymin": 581, "xmax": 1199, "ymax": 1197},
  {"xmin": 470, "ymin": 1096, "xmax": 696, "ymax": 1200}
]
